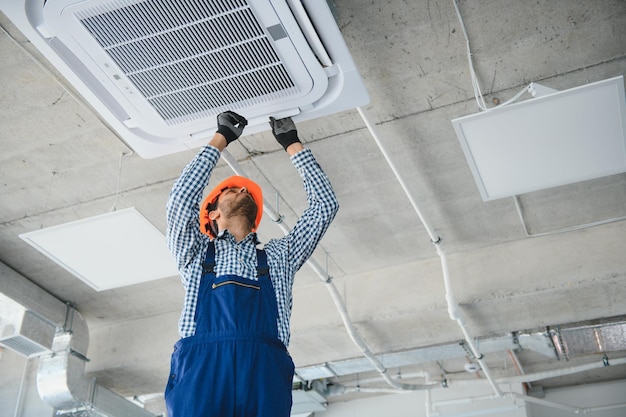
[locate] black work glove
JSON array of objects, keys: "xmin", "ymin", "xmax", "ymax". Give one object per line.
[
  {"xmin": 217, "ymin": 111, "xmax": 248, "ymax": 145},
  {"xmin": 270, "ymin": 117, "xmax": 301, "ymax": 151}
]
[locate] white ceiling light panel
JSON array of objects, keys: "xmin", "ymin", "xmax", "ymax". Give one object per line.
[
  {"xmin": 452, "ymin": 76, "xmax": 626, "ymax": 201},
  {"xmin": 20, "ymin": 208, "xmax": 178, "ymax": 291}
]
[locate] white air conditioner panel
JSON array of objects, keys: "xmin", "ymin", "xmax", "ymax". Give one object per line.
[
  {"xmin": 1, "ymin": 0, "xmax": 369, "ymax": 158},
  {"xmin": 41, "ymin": 0, "xmax": 326, "ymax": 133}
]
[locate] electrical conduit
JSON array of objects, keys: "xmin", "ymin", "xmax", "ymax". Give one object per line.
[
  {"xmin": 356, "ymin": 106, "xmax": 503, "ymax": 397},
  {"xmin": 220, "ymin": 150, "xmax": 436, "ymax": 391}
]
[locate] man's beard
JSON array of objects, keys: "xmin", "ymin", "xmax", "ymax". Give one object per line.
[{"xmin": 221, "ymin": 195, "xmax": 257, "ymax": 229}]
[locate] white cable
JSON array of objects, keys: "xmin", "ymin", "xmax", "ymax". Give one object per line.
[
  {"xmin": 453, "ymin": 0, "xmax": 487, "ymax": 111},
  {"xmin": 487, "ymin": 84, "xmax": 531, "ymax": 109},
  {"xmin": 453, "ymin": 0, "xmax": 532, "ymax": 111},
  {"xmin": 109, "ymin": 151, "xmax": 133, "ymax": 212},
  {"xmin": 41, "ymin": 171, "xmax": 57, "ymax": 229}
]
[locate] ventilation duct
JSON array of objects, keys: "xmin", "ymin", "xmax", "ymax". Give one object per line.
[
  {"xmin": 0, "ymin": 261, "xmax": 155, "ymax": 417},
  {"xmin": 295, "ymin": 333, "xmax": 555, "ymax": 382},
  {"xmin": 291, "ymin": 381, "xmax": 328, "ymax": 415},
  {"xmin": 549, "ymin": 320, "xmax": 626, "ymax": 361},
  {"xmin": 1, "ymin": 0, "xmax": 369, "ymax": 158},
  {"xmin": 38, "ymin": 332, "xmax": 156, "ymax": 417},
  {"xmin": 0, "ymin": 294, "xmax": 55, "ymax": 357}
]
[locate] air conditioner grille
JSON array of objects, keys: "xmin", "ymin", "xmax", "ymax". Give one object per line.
[
  {"xmin": 78, "ymin": 0, "xmax": 250, "ymax": 46},
  {"xmin": 75, "ymin": 0, "xmax": 298, "ymax": 125},
  {"xmin": 1, "ymin": 336, "xmax": 49, "ymax": 357},
  {"xmin": 3, "ymin": 0, "xmax": 367, "ymax": 157}
]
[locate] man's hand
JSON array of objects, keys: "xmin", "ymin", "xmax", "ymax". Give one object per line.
[
  {"xmin": 270, "ymin": 117, "xmax": 301, "ymax": 151},
  {"xmin": 217, "ymin": 111, "xmax": 248, "ymax": 145}
]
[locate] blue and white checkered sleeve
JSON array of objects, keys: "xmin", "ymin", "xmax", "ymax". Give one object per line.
[
  {"xmin": 165, "ymin": 145, "xmax": 220, "ymax": 285},
  {"xmin": 269, "ymin": 148, "xmax": 339, "ymax": 274}
]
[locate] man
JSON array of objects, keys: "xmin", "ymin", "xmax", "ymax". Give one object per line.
[{"xmin": 164, "ymin": 111, "xmax": 339, "ymax": 417}]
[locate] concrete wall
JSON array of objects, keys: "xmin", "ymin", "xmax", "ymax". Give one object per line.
[
  {"xmin": 316, "ymin": 382, "xmax": 527, "ymax": 417},
  {"xmin": 314, "ymin": 379, "xmax": 626, "ymax": 417},
  {"xmin": 526, "ymin": 379, "xmax": 626, "ymax": 417}
]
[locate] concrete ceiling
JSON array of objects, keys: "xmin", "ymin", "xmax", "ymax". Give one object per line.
[{"xmin": 1, "ymin": 0, "xmax": 626, "ymax": 415}]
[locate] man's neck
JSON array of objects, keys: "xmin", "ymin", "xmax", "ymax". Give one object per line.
[{"xmin": 220, "ymin": 218, "xmax": 253, "ymax": 242}]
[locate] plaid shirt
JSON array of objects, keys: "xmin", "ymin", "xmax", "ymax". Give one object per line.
[{"xmin": 166, "ymin": 145, "xmax": 338, "ymax": 347}]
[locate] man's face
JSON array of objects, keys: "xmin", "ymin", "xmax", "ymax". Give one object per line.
[{"xmin": 216, "ymin": 187, "xmax": 258, "ymax": 228}]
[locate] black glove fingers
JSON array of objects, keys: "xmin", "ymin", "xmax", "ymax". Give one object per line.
[
  {"xmin": 216, "ymin": 110, "xmax": 247, "ymax": 145},
  {"xmin": 270, "ymin": 117, "xmax": 295, "ymax": 135},
  {"xmin": 269, "ymin": 116, "xmax": 300, "ymax": 151},
  {"xmin": 226, "ymin": 111, "xmax": 247, "ymax": 128},
  {"xmin": 276, "ymin": 119, "xmax": 288, "ymax": 132}
]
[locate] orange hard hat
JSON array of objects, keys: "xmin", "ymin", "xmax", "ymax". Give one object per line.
[{"xmin": 199, "ymin": 176, "xmax": 263, "ymax": 238}]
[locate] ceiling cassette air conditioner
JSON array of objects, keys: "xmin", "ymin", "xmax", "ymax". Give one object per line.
[{"xmin": 2, "ymin": 0, "xmax": 369, "ymax": 158}]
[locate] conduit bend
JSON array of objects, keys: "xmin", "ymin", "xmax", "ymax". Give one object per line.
[
  {"xmin": 436, "ymin": 243, "xmax": 503, "ymax": 397},
  {"xmin": 220, "ymin": 150, "xmax": 437, "ymax": 391},
  {"xmin": 355, "ymin": 106, "xmax": 503, "ymax": 397}
]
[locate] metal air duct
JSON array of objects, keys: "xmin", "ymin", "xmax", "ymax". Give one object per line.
[
  {"xmin": 0, "ymin": 261, "xmax": 155, "ymax": 417},
  {"xmin": 0, "ymin": 293, "xmax": 55, "ymax": 357}
]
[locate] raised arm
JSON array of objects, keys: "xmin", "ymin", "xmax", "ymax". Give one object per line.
[
  {"xmin": 165, "ymin": 112, "xmax": 248, "ymax": 278},
  {"xmin": 165, "ymin": 144, "xmax": 219, "ymax": 274},
  {"xmin": 266, "ymin": 117, "xmax": 339, "ymax": 272}
]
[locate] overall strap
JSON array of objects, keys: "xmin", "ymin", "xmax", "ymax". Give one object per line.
[
  {"xmin": 204, "ymin": 240, "xmax": 268, "ymax": 278},
  {"xmin": 256, "ymin": 249, "xmax": 269, "ymax": 278},
  {"xmin": 202, "ymin": 241, "xmax": 216, "ymax": 275}
]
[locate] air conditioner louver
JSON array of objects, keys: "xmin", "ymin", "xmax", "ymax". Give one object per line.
[
  {"xmin": 76, "ymin": 1, "xmax": 300, "ymax": 125},
  {"xmin": 0, "ymin": 296, "xmax": 55, "ymax": 357},
  {"xmin": 1, "ymin": 334, "xmax": 49, "ymax": 357},
  {"xmin": 2, "ymin": 0, "xmax": 369, "ymax": 158}
]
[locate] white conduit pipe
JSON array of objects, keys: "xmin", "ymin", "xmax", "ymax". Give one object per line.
[
  {"xmin": 327, "ymin": 371, "xmax": 432, "ymax": 395},
  {"xmin": 356, "ymin": 107, "xmax": 503, "ymax": 398},
  {"xmin": 356, "ymin": 107, "xmax": 439, "ymax": 242},
  {"xmin": 433, "ymin": 394, "xmax": 499, "ymax": 407},
  {"xmin": 588, "ymin": 402, "xmax": 626, "ymax": 412},
  {"xmin": 425, "ymin": 373, "xmax": 433, "ymax": 416},
  {"xmin": 328, "ymin": 385, "xmax": 413, "ymax": 396},
  {"xmin": 497, "ymin": 356, "xmax": 626, "ymax": 385},
  {"xmin": 437, "ymin": 244, "xmax": 503, "ymax": 397},
  {"xmin": 220, "ymin": 150, "xmax": 436, "ymax": 391},
  {"xmin": 508, "ymin": 391, "xmax": 626, "ymax": 414},
  {"xmin": 13, "ymin": 357, "xmax": 31, "ymax": 417}
]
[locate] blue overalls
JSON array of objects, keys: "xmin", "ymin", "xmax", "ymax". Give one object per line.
[{"xmin": 165, "ymin": 242, "xmax": 295, "ymax": 416}]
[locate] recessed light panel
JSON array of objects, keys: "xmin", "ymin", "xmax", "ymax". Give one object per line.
[
  {"xmin": 20, "ymin": 208, "xmax": 178, "ymax": 291},
  {"xmin": 453, "ymin": 76, "xmax": 626, "ymax": 201}
]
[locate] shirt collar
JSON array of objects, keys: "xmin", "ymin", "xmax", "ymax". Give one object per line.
[{"xmin": 216, "ymin": 229, "xmax": 260, "ymax": 245}]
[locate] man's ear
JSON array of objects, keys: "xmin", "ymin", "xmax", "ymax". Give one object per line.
[{"xmin": 208, "ymin": 209, "xmax": 219, "ymax": 221}]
